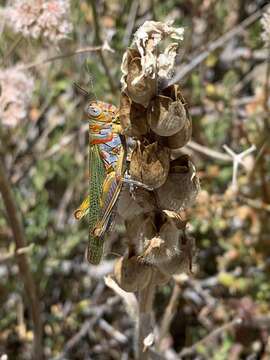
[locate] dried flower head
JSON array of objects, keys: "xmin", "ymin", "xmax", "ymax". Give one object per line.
[
  {"xmin": 130, "ymin": 141, "xmax": 170, "ymax": 189},
  {"xmin": 148, "ymin": 85, "xmax": 190, "ymax": 137},
  {"xmin": 261, "ymin": 7, "xmax": 270, "ymax": 45},
  {"xmin": 4, "ymin": 0, "xmax": 73, "ymax": 43},
  {"xmin": 156, "ymin": 155, "xmax": 200, "ymax": 212},
  {"xmin": 114, "ymin": 256, "xmax": 152, "ymax": 292},
  {"xmin": 119, "ymin": 90, "xmax": 149, "ymax": 135},
  {"xmin": 132, "ymin": 20, "xmax": 184, "ymax": 80},
  {"xmin": 158, "ymin": 235, "xmax": 196, "ymax": 276},
  {"xmin": 121, "ymin": 21, "xmax": 184, "ymax": 107},
  {"xmin": 115, "ymin": 20, "xmax": 198, "ymax": 297},
  {"xmin": 121, "ymin": 49, "xmax": 156, "ymax": 107},
  {"xmin": 0, "ymin": 67, "xmax": 34, "ymax": 128}
]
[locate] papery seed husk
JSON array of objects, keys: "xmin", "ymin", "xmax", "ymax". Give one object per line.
[
  {"xmin": 130, "ymin": 142, "xmax": 170, "ymax": 189},
  {"xmin": 114, "ymin": 256, "xmax": 152, "ymax": 292},
  {"xmin": 119, "ymin": 93, "xmax": 148, "ymax": 136},
  {"xmin": 117, "ymin": 187, "xmax": 145, "ymax": 221},
  {"xmin": 138, "ymin": 235, "xmax": 181, "ymax": 266},
  {"xmin": 158, "ymin": 236, "xmax": 196, "ymax": 276},
  {"xmin": 147, "ymin": 95, "xmax": 187, "ymax": 136},
  {"xmin": 119, "ymin": 93, "xmax": 132, "ymax": 135},
  {"xmin": 138, "ymin": 214, "xmax": 181, "ymax": 265},
  {"xmin": 166, "ymin": 121, "xmax": 192, "ymax": 149},
  {"xmin": 125, "ymin": 215, "xmax": 156, "ymax": 255},
  {"xmin": 132, "ymin": 187, "xmax": 157, "ymax": 212},
  {"xmin": 132, "ymin": 21, "xmax": 184, "ymax": 80},
  {"xmin": 156, "ymin": 155, "xmax": 200, "ymax": 212},
  {"xmin": 124, "ymin": 49, "xmax": 156, "ymax": 108},
  {"xmin": 157, "ymin": 84, "xmax": 192, "ymax": 148},
  {"xmin": 151, "ymin": 268, "xmax": 171, "ymax": 286},
  {"xmin": 162, "ymin": 210, "xmax": 188, "ymax": 230},
  {"xmin": 158, "ymin": 252, "xmax": 191, "ymax": 276}
]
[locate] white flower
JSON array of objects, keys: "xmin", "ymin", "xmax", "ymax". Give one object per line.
[
  {"xmin": 3, "ymin": 0, "xmax": 73, "ymax": 43},
  {"xmin": 0, "ymin": 67, "xmax": 34, "ymax": 128},
  {"xmin": 261, "ymin": 6, "xmax": 270, "ymax": 46}
]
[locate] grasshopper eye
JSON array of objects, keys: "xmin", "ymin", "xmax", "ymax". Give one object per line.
[{"xmin": 87, "ymin": 105, "xmax": 101, "ymax": 118}]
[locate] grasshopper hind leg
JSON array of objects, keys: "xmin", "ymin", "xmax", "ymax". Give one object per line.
[{"xmin": 87, "ymin": 235, "xmax": 105, "ymax": 265}]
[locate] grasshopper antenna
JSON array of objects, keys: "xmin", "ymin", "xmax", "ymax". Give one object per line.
[
  {"xmin": 73, "ymin": 82, "xmax": 89, "ymax": 97},
  {"xmin": 85, "ymin": 61, "xmax": 98, "ymax": 102}
]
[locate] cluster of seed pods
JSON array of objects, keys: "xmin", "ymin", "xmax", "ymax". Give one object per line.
[{"xmin": 114, "ymin": 23, "xmax": 200, "ymax": 292}]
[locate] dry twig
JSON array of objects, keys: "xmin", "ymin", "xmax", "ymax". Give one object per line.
[
  {"xmin": 223, "ymin": 144, "xmax": 256, "ymax": 191},
  {"xmin": 90, "ymin": 0, "xmax": 118, "ymax": 93},
  {"xmin": 18, "ymin": 44, "xmax": 112, "ymax": 71},
  {"xmin": 0, "ymin": 157, "xmax": 43, "ymax": 359},
  {"xmin": 170, "ymin": 5, "xmax": 267, "ymax": 84},
  {"xmin": 179, "ymin": 318, "xmax": 242, "ymax": 358},
  {"xmin": 157, "ymin": 281, "xmax": 181, "ymax": 349}
]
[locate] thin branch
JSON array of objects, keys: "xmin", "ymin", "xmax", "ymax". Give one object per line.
[
  {"xmin": 90, "ymin": 0, "xmax": 118, "ymax": 93},
  {"xmin": 104, "ymin": 275, "xmax": 138, "ymax": 321},
  {"xmin": 179, "ymin": 318, "xmax": 242, "ymax": 358},
  {"xmin": 136, "ymin": 278, "xmax": 156, "ymax": 360},
  {"xmin": 0, "ymin": 244, "xmax": 34, "ymax": 263},
  {"xmin": 169, "ymin": 5, "xmax": 267, "ymax": 84},
  {"xmin": 186, "ymin": 140, "xmax": 232, "ymax": 162},
  {"xmin": 239, "ymin": 196, "xmax": 270, "ymax": 213},
  {"xmin": 123, "ymin": 0, "xmax": 140, "ymax": 46},
  {"xmin": 263, "ymin": 46, "xmax": 270, "ymax": 115},
  {"xmin": 0, "ymin": 157, "xmax": 43, "ymax": 359},
  {"xmin": 1, "ymin": 35, "xmax": 23, "ymax": 65},
  {"xmin": 17, "ymin": 44, "xmax": 112, "ymax": 71},
  {"xmin": 99, "ymin": 318, "xmax": 128, "ymax": 344},
  {"xmin": 223, "ymin": 144, "xmax": 256, "ymax": 191},
  {"xmin": 157, "ymin": 281, "xmax": 181, "ymax": 350}
]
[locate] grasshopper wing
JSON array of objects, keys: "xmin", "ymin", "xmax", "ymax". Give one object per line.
[{"xmin": 87, "ymin": 144, "xmax": 106, "ymax": 264}]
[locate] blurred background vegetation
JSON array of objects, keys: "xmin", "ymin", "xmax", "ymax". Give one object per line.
[{"xmin": 0, "ymin": 0, "xmax": 270, "ymax": 359}]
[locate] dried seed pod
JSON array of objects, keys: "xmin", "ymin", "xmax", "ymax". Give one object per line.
[
  {"xmin": 156, "ymin": 155, "xmax": 200, "ymax": 212},
  {"xmin": 119, "ymin": 93, "xmax": 148, "ymax": 136},
  {"xmin": 138, "ymin": 216, "xmax": 181, "ymax": 265},
  {"xmin": 125, "ymin": 215, "xmax": 156, "ymax": 255},
  {"xmin": 147, "ymin": 95, "xmax": 187, "ymax": 136},
  {"xmin": 151, "ymin": 268, "xmax": 171, "ymax": 286},
  {"xmin": 130, "ymin": 141, "xmax": 170, "ymax": 189},
  {"xmin": 166, "ymin": 123, "xmax": 192, "ymax": 149},
  {"xmin": 114, "ymin": 256, "xmax": 152, "ymax": 292},
  {"xmin": 117, "ymin": 187, "xmax": 145, "ymax": 221},
  {"xmin": 122, "ymin": 49, "xmax": 156, "ymax": 108},
  {"xmin": 162, "ymin": 210, "xmax": 188, "ymax": 230},
  {"xmin": 158, "ymin": 236, "xmax": 196, "ymax": 276},
  {"xmin": 132, "ymin": 187, "xmax": 157, "ymax": 213},
  {"xmin": 160, "ymin": 84, "xmax": 192, "ymax": 148}
]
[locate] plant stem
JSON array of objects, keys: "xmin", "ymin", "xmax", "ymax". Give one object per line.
[
  {"xmin": 18, "ymin": 45, "xmax": 106, "ymax": 70},
  {"xmin": 136, "ymin": 278, "xmax": 156, "ymax": 360},
  {"xmin": 1, "ymin": 35, "xmax": 23, "ymax": 65},
  {"xmin": 157, "ymin": 281, "xmax": 181, "ymax": 349},
  {"xmin": 0, "ymin": 157, "xmax": 43, "ymax": 360},
  {"xmin": 90, "ymin": 0, "xmax": 117, "ymax": 94},
  {"xmin": 90, "ymin": 0, "xmax": 118, "ymax": 93}
]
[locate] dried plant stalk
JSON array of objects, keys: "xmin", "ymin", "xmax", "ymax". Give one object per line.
[
  {"xmin": 136, "ymin": 276, "xmax": 156, "ymax": 360},
  {"xmin": 114, "ymin": 20, "xmax": 199, "ymax": 359},
  {"xmin": 0, "ymin": 158, "xmax": 43, "ymax": 359}
]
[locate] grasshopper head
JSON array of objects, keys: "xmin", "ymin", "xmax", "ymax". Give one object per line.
[{"xmin": 85, "ymin": 101, "xmax": 117, "ymax": 123}]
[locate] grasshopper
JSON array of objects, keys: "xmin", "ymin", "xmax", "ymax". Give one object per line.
[{"xmin": 74, "ymin": 98, "xmax": 126, "ymax": 265}]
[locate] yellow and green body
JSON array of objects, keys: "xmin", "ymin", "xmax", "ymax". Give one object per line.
[{"xmin": 74, "ymin": 101, "xmax": 125, "ymax": 265}]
